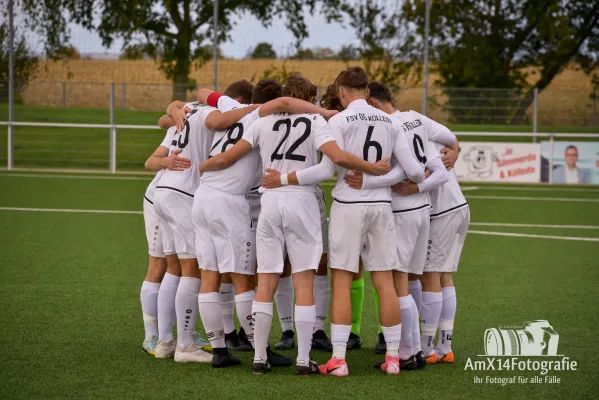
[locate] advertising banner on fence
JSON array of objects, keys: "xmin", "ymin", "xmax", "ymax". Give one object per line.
[
  {"xmin": 540, "ymin": 141, "xmax": 599, "ymax": 185},
  {"xmin": 455, "ymin": 142, "xmax": 541, "ymax": 183}
]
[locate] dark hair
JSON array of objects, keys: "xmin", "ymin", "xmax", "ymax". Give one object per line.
[
  {"xmin": 252, "ymin": 79, "xmax": 283, "ymax": 104},
  {"xmin": 565, "ymin": 145, "xmax": 578, "ymax": 153},
  {"xmin": 335, "ymin": 66, "xmax": 369, "ymax": 90},
  {"xmin": 367, "ymin": 82, "xmax": 393, "ymax": 103},
  {"xmin": 319, "ymin": 84, "xmax": 344, "ymax": 111},
  {"xmin": 283, "ymin": 73, "xmax": 317, "ymax": 102},
  {"xmin": 223, "ymin": 79, "xmax": 254, "ymax": 104}
]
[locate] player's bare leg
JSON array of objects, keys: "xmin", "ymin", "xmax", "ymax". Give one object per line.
[
  {"xmin": 198, "ymin": 270, "xmax": 240, "ymax": 367},
  {"xmin": 174, "ymin": 259, "xmax": 212, "ymax": 363},
  {"xmin": 319, "ymin": 269, "xmax": 352, "ymax": 376},
  {"xmin": 349, "ymin": 263, "xmax": 364, "ymax": 350},
  {"xmin": 435, "ymin": 272, "xmax": 456, "ymax": 363},
  {"xmin": 371, "ymin": 271, "xmax": 401, "ymax": 375},
  {"xmin": 274, "ymin": 258, "xmax": 295, "ymax": 350},
  {"xmin": 155, "ymin": 254, "xmax": 181, "ymax": 358},
  {"xmin": 292, "ymin": 269, "xmax": 319, "ymax": 375},
  {"xmin": 141, "ymin": 256, "xmax": 166, "ymax": 355},
  {"xmin": 312, "ymin": 253, "xmax": 332, "ymax": 351},
  {"xmin": 252, "ymin": 273, "xmax": 293, "ymax": 374},
  {"xmin": 420, "ymin": 271, "xmax": 443, "ymax": 364}
]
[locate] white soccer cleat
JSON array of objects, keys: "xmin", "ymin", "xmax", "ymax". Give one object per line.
[
  {"xmin": 154, "ymin": 340, "xmax": 177, "ymax": 359},
  {"xmin": 174, "ymin": 344, "xmax": 214, "ymax": 363}
]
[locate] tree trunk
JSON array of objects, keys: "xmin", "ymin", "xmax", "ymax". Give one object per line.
[
  {"xmin": 510, "ymin": 87, "xmax": 536, "ymax": 125},
  {"xmin": 172, "ymin": 72, "xmax": 189, "ymax": 102}
]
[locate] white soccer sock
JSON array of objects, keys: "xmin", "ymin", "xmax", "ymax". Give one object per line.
[
  {"xmin": 436, "ymin": 286, "xmax": 456, "ymax": 356},
  {"xmin": 381, "ymin": 324, "xmax": 402, "ymax": 358},
  {"xmin": 295, "ymin": 305, "xmax": 316, "ymax": 365},
  {"xmin": 175, "ymin": 277, "xmax": 201, "ymax": 349},
  {"xmin": 420, "ymin": 291, "xmax": 443, "ymax": 356},
  {"xmin": 408, "ymin": 280, "xmax": 422, "ymax": 314},
  {"xmin": 157, "ymin": 273, "xmax": 180, "ymax": 342},
  {"xmin": 274, "ymin": 277, "xmax": 294, "ymax": 332},
  {"xmin": 252, "ymin": 301, "xmax": 273, "ymax": 362},
  {"xmin": 219, "ymin": 283, "xmax": 236, "ymax": 335},
  {"xmin": 198, "ymin": 292, "xmax": 226, "ymax": 349},
  {"xmin": 331, "ymin": 324, "xmax": 351, "ymax": 360},
  {"xmin": 409, "ymin": 295, "xmax": 422, "ymax": 353},
  {"xmin": 313, "ymin": 275, "xmax": 330, "ymax": 332},
  {"xmin": 140, "ymin": 281, "xmax": 161, "ymax": 341},
  {"xmin": 235, "ymin": 290, "xmax": 255, "ymax": 346},
  {"xmin": 399, "ymin": 296, "xmax": 413, "ymax": 360}
]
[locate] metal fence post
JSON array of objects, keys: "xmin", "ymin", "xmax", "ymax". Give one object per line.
[
  {"xmin": 532, "ymin": 88, "xmax": 539, "ymax": 143},
  {"xmin": 109, "ymin": 82, "xmax": 116, "ymax": 173},
  {"xmin": 62, "ymin": 81, "xmax": 67, "ymax": 108},
  {"xmin": 7, "ymin": 0, "xmax": 14, "ymax": 170},
  {"xmin": 593, "ymin": 87, "xmax": 597, "ymax": 127},
  {"xmin": 122, "ymin": 83, "xmax": 127, "ymax": 110},
  {"xmin": 548, "ymin": 134, "xmax": 554, "ymax": 184}
]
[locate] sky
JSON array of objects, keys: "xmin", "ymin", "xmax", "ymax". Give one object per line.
[{"xmin": 42, "ymin": 10, "xmax": 359, "ymax": 59}]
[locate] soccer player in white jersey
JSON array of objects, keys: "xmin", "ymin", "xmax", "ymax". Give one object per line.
[
  {"xmin": 199, "ymin": 73, "xmax": 391, "ymax": 375},
  {"xmin": 153, "ymin": 100, "xmax": 257, "ymax": 363},
  {"xmin": 193, "ymin": 79, "xmax": 293, "ymax": 368},
  {"xmin": 344, "ymin": 82, "xmax": 455, "ymax": 370},
  {"xmin": 139, "ymin": 127, "xmax": 188, "ymax": 355}
]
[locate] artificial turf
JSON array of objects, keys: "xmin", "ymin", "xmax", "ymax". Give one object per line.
[{"xmin": 0, "ymin": 172, "xmax": 598, "ymax": 399}]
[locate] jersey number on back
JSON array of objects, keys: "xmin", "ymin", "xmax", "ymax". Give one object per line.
[
  {"xmin": 171, "ymin": 108, "xmax": 198, "ymax": 149},
  {"xmin": 413, "ymin": 134, "xmax": 427, "ymax": 164},
  {"xmin": 270, "ymin": 117, "xmax": 311, "ymax": 162},
  {"xmin": 210, "ymin": 123, "xmax": 244, "ymax": 154},
  {"xmin": 363, "ymin": 126, "xmax": 382, "ymax": 162}
]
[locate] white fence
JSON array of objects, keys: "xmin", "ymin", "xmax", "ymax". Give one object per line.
[{"xmin": 1, "ymin": 121, "xmax": 598, "ymax": 184}]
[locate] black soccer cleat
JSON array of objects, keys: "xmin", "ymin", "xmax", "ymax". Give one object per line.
[
  {"xmin": 415, "ymin": 351, "xmax": 427, "ymax": 369},
  {"xmin": 238, "ymin": 327, "xmax": 254, "ymax": 350},
  {"xmin": 274, "ymin": 330, "xmax": 295, "ymax": 350},
  {"xmin": 373, "ymin": 332, "xmax": 387, "ymax": 354},
  {"xmin": 296, "ymin": 360, "xmax": 319, "ymax": 376},
  {"xmin": 252, "ymin": 360, "xmax": 271, "ymax": 375},
  {"xmin": 266, "ymin": 346, "xmax": 293, "ymax": 367},
  {"xmin": 311, "ymin": 330, "xmax": 333, "ymax": 352},
  {"xmin": 225, "ymin": 330, "xmax": 253, "ymax": 352},
  {"xmin": 347, "ymin": 332, "xmax": 362, "ymax": 350},
  {"xmin": 212, "ymin": 348, "xmax": 241, "ymax": 368}
]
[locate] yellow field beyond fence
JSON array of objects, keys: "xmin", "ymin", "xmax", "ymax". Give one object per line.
[{"xmin": 21, "ymin": 59, "xmax": 599, "ymax": 126}]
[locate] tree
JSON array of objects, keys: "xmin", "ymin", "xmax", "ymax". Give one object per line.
[
  {"xmin": 312, "ymin": 47, "xmax": 336, "ymax": 60},
  {"xmin": 402, "ymin": 0, "xmax": 599, "ymax": 124},
  {"xmin": 55, "ymin": 45, "xmax": 81, "ymax": 60},
  {"xmin": 0, "ymin": 22, "xmax": 39, "ymax": 102},
  {"xmin": 250, "ymin": 42, "xmax": 277, "ymax": 59},
  {"xmin": 336, "ymin": 44, "xmax": 358, "ymax": 61},
  {"xmin": 17, "ymin": 0, "xmax": 344, "ymax": 100},
  {"xmin": 293, "ymin": 48, "xmax": 315, "ymax": 60}
]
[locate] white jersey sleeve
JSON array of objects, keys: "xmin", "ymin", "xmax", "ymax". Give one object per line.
[
  {"xmin": 145, "ymin": 127, "xmax": 177, "ymax": 202},
  {"xmin": 296, "ymin": 155, "xmax": 336, "ymax": 185},
  {"xmin": 217, "ymin": 95, "xmax": 243, "ymax": 112},
  {"xmin": 410, "ymin": 111, "xmax": 456, "ymax": 146},
  {"xmin": 417, "ymin": 156, "xmax": 449, "ymax": 194},
  {"xmin": 361, "ymin": 158, "xmax": 406, "ymax": 190}
]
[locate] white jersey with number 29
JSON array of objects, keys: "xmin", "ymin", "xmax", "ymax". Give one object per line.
[{"xmin": 242, "ymin": 112, "xmax": 334, "ymax": 193}]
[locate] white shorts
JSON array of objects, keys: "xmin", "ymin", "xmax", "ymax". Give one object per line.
[
  {"xmin": 328, "ymin": 201, "xmax": 399, "ymax": 273},
  {"xmin": 425, "ymin": 207, "xmax": 470, "ymax": 272},
  {"xmin": 394, "ymin": 207, "xmax": 430, "ymax": 274},
  {"xmin": 316, "ymin": 185, "xmax": 328, "ymax": 253},
  {"xmin": 143, "ymin": 198, "xmax": 165, "ymax": 258},
  {"xmin": 153, "ymin": 189, "xmax": 196, "ymax": 259},
  {"xmin": 193, "ymin": 187, "xmax": 256, "ymax": 275},
  {"xmin": 256, "ymin": 191, "xmax": 322, "ymax": 275}
]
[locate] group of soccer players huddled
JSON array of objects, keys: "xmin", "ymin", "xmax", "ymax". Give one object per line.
[{"xmin": 139, "ymin": 66, "xmax": 469, "ymax": 376}]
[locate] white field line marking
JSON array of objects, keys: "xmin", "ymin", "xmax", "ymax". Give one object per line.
[
  {"xmin": 463, "ymin": 185, "xmax": 599, "ymax": 193},
  {"xmin": 468, "ymin": 230, "xmax": 599, "ymax": 242},
  {"xmin": 471, "ymin": 223, "xmax": 599, "ymax": 229},
  {"xmin": 466, "ymin": 195, "xmax": 599, "ymax": 202},
  {"xmin": 0, "ymin": 173, "xmax": 151, "ymax": 181},
  {"xmin": 0, "ymin": 207, "xmax": 142, "ymax": 215}
]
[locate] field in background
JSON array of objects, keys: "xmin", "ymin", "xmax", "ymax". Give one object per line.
[
  {"xmin": 0, "ymin": 106, "xmax": 597, "ymax": 172},
  {"xmin": 11, "ymin": 60, "xmax": 599, "ymax": 126},
  {"xmin": 0, "ymin": 171, "xmax": 598, "ymax": 400}
]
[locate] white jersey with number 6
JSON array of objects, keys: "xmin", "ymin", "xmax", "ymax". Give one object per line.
[{"xmin": 242, "ymin": 112, "xmax": 335, "ymax": 193}]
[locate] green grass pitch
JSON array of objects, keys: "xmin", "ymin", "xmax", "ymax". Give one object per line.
[{"xmin": 0, "ymin": 171, "xmax": 598, "ymax": 399}]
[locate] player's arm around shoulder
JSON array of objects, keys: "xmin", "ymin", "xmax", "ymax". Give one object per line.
[
  {"xmin": 199, "ymin": 119, "xmax": 259, "ymax": 173},
  {"xmin": 145, "ymin": 128, "xmax": 191, "ymax": 172},
  {"xmin": 204, "ymin": 104, "xmax": 260, "ymax": 131}
]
